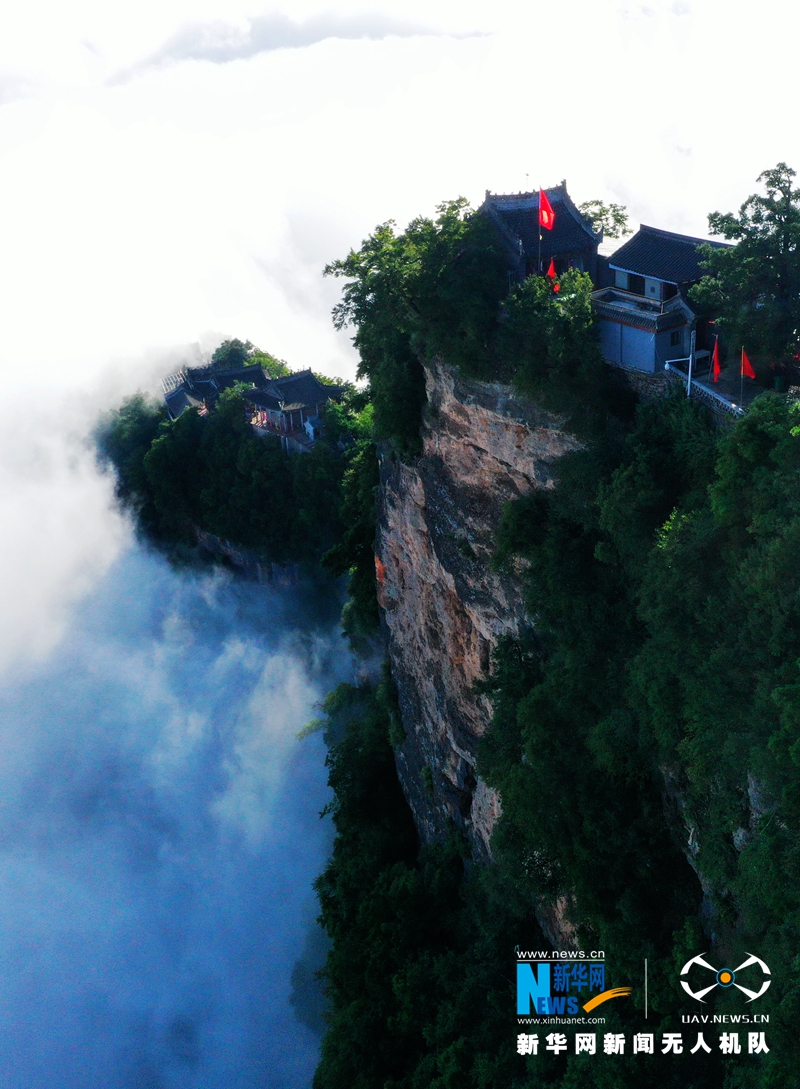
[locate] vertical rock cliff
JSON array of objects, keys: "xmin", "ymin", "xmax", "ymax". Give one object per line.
[{"xmin": 375, "ymin": 359, "xmax": 580, "ymax": 860}]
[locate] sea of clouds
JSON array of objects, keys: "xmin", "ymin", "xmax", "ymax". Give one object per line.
[{"xmin": 0, "ymin": 530, "xmax": 349, "ymax": 1088}]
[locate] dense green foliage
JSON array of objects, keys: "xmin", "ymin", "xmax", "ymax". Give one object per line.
[
  {"xmin": 482, "ymin": 395, "xmax": 721, "ymax": 1034},
  {"xmin": 314, "ymin": 680, "xmax": 562, "ymax": 1089},
  {"xmin": 326, "ymin": 200, "xmax": 634, "ymax": 454},
  {"xmin": 496, "ymin": 268, "xmax": 636, "ymax": 437},
  {"xmin": 631, "ymin": 397, "xmax": 800, "ymax": 1067},
  {"xmin": 316, "ymin": 391, "xmax": 798, "ymax": 1087},
  {"xmin": 317, "ymin": 185, "xmax": 800, "ymax": 1080},
  {"xmin": 691, "ymin": 163, "xmax": 800, "ymax": 371},
  {"xmin": 97, "ymin": 378, "xmax": 374, "ymax": 569},
  {"xmin": 577, "ymin": 199, "xmax": 630, "ymax": 240},
  {"xmin": 321, "ymin": 435, "xmax": 380, "ymax": 647},
  {"xmin": 211, "ymin": 336, "xmax": 291, "ymax": 377},
  {"xmin": 325, "ymin": 199, "xmax": 509, "ymax": 455},
  {"xmin": 97, "ymin": 392, "xmax": 168, "ymax": 519}
]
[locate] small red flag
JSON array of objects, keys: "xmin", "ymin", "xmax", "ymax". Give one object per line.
[
  {"xmin": 546, "ymin": 258, "xmax": 560, "ymax": 292},
  {"xmin": 539, "ymin": 189, "xmax": 555, "ymax": 231},
  {"xmin": 712, "ymin": 338, "xmax": 721, "ymax": 383},
  {"xmin": 741, "ymin": 348, "xmax": 756, "ymax": 379}
]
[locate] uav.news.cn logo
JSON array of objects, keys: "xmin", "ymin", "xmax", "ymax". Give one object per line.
[{"xmin": 680, "ymin": 953, "xmax": 771, "ymax": 1004}]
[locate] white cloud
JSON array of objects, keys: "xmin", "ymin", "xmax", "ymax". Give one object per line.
[
  {"xmin": 0, "ymin": 398, "xmax": 127, "ymax": 677},
  {"xmin": 110, "ymin": 9, "xmax": 484, "ymax": 83},
  {"xmin": 212, "ymin": 635, "xmax": 336, "ymax": 847}
]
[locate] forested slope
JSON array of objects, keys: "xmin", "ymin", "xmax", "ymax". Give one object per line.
[{"xmin": 313, "ymin": 192, "xmax": 800, "ymax": 1088}]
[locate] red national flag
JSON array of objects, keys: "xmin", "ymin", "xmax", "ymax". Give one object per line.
[
  {"xmin": 539, "ymin": 189, "xmax": 555, "ymax": 230},
  {"xmin": 546, "ymin": 258, "xmax": 560, "ymax": 292},
  {"xmin": 741, "ymin": 348, "xmax": 756, "ymax": 379},
  {"xmin": 712, "ymin": 338, "xmax": 721, "ymax": 383}
]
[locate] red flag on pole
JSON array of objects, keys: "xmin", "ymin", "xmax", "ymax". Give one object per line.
[
  {"xmin": 712, "ymin": 338, "xmax": 721, "ymax": 383},
  {"xmin": 741, "ymin": 348, "xmax": 756, "ymax": 379},
  {"xmin": 539, "ymin": 189, "xmax": 555, "ymax": 230},
  {"xmin": 546, "ymin": 258, "xmax": 560, "ymax": 292}
]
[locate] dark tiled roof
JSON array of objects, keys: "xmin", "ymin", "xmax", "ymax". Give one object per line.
[
  {"xmin": 188, "ymin": 379, "xmax": 219, "ymax": 400},
  {"xmin": 267, "ymin": 370, "xmax": 345, "ymax": 407},
  {"xmin": 164, "ymin": 388, "xmax": 206, "ymax": 418},
  {"xmin": 481, "ymin": 185, "xmax": 601, "ymax": 260},
  {"xmin": 210, "ymin": 366, "xmax": 271, "ymax": 391},
  {"xmin": 183, "ymin": 363, "xmax": 272, "ymax": 392},
  {"xmin": 244, "ymin": 371, "xmax": 344, "ymax": 412},
  {"xmin": 245, "ymin": 389, "xmax": 283, "ymax": 410},
  {"xmin": 165, "ymin": 365, "xmax": 344, "ymax": 420},
  {"xmin": 608, "ymin": 225, "xmax": 730, "ymax": 284}
]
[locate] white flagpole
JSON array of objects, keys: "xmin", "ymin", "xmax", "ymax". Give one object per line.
[{"xmin": 686, "ymin": 329, "xmax": 696, "ymax": 399}]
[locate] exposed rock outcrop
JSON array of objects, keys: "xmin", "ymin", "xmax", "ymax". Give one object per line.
[{"xmin": 375, "ymin": 359, "xmax": 580, "ymax": 860}]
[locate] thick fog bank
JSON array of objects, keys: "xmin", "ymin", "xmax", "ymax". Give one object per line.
[{"xmin": 0, "ymin": 545, "xmax": 350, "ymax": 1088}]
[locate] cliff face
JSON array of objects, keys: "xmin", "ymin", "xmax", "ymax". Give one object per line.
[{"xmin": 375, "ymin": 359, "xmax": 580, "ymax": 860}]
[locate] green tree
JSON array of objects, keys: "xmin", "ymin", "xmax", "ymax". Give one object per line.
[
  {"xmin": 211, "ymin": 337, "xmax": 254, "ymax": 368},
  {"xmin": 143, "ymin": 404, "xmax": 206, "ymax": 540},
  {"xmin": 325, "ymin": 219, "xmax": 426, "ymax": 456},
  {"xmin": 211, "ymin": 337, "xmax": 291, "ymax": 377},
  {"xmin": 194, "ymin": 388, "xmax": 293, "ymax": 555},
  {"xmin": 96, "ymin": 392, "xmax": 167, "ymax": 508},
  {"xmin": 250, "ymin": 349, "xmax": 291, "ymax": 378},
  {"xmin": 577, "ymin": 199, "xmax": 630, "ymax": 239},
  {"xmin": 496, "ymin": 268, "xmax": 635, "ymax": 437},
  {"xmin": 322, "ymin": 439, "xmax": 380, "ymax": 647},
  {"xmin": 690, "ymin": 163, "xmax": 800, "ymax": 366},
  {"xmin": 325, "ymin": 199, "xmax": 509, "ymax": 455}
]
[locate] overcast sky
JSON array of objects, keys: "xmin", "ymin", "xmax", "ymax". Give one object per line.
[{"xmin": 0, "ymin": 0, "xmax": 798, "ymax": 671}]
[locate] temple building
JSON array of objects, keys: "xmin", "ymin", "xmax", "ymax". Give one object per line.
[
  {"xmin": 481, "ymin": 184, "xmax": 731, "ymax": 377},
  {"xmin": 162, "ymin": 364, "xmax": 345, "ymax": 453},
  {"xmin": 480, "ymin": 183, "xmax": 603, "ymax": 281},
  {"xmin": 245, "ymin": 370, "xmax": 346, "ymax": 453}
]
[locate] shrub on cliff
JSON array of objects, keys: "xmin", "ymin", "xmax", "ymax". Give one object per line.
[
  {"xmin": 496, "ymin": 268, "xmax": 635, "ymax": 437},
  {"xmin": 325, "ymin": 199, "xmax": 509, "ymax": 456},
  {"xmin": 322, "ymin": 437, "xmax": 380, "ymax": 647}
]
